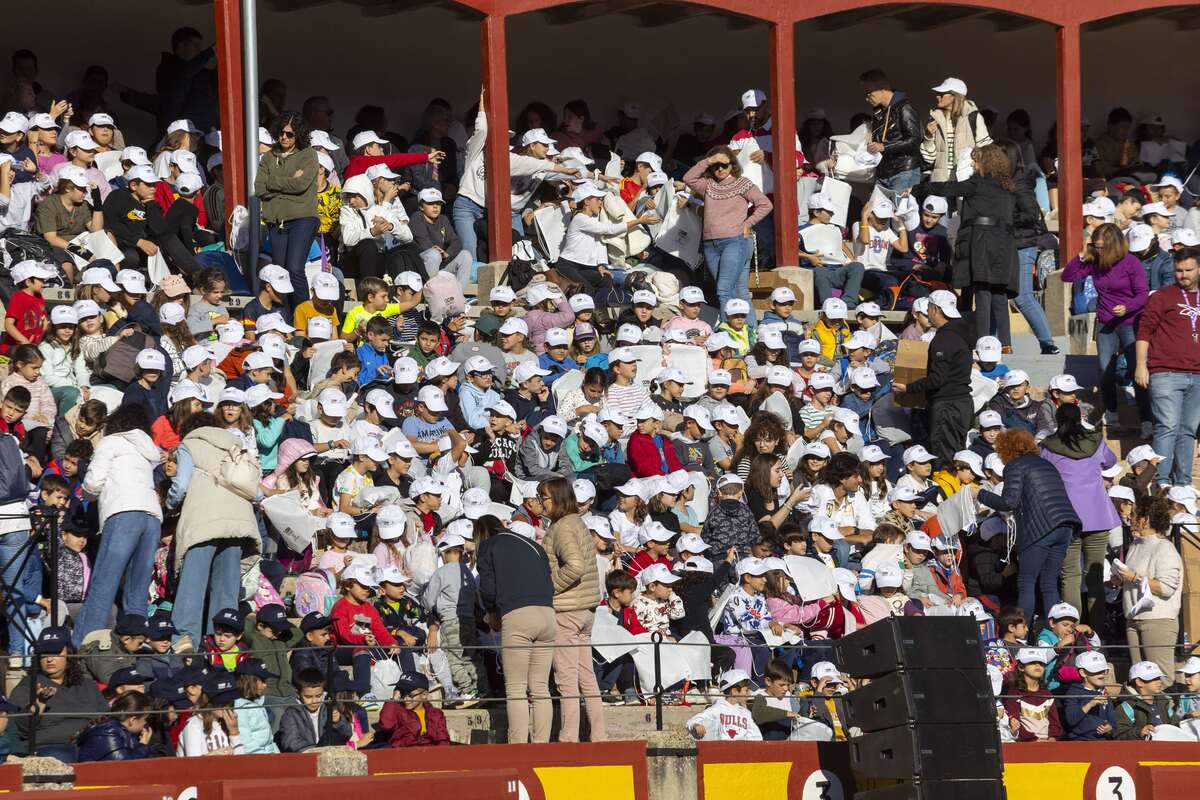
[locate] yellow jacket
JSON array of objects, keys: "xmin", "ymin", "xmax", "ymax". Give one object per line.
[{"xmin": 813, "ymin": 318, "xmax": 850, "ymax": 361}]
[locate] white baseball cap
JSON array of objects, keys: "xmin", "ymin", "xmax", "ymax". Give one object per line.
[
  {"xmin": 1168, "ymin": 485, "xmax": 1198, "ymax": 515},
  {"xmin": 1016, "ymin": 647, "xmax": 1052, "ymax": 665},
  {"xmin": 488, "ymin": 399, "xmax": 517, "ymax": 420},
  {"xmin": 245, "ymin": 383, "xmax": 282, "ymax": 408},
  {"xmin": 906, "ymin": 531, "xmax": 932, "ymax": 551},
  {"xmin": 770, "ymin": 286, "xmax": 796, "ymax": 304},
  {"xmin": 568, "ymin": 293, "xmax": 595, "ymax": 313},
  {"xmin": 927, "ymin": 289, "xmax": 961, "ymax": 319},
  {"xmin": 1126, "ymin": 223, "xmax": 1154, "ymax": 252},
  {"xmin": 258, "ymin": 265, "xmax": 294, "ymax": 294},
  {"xmin": 616, "ymin": 323, "xmax": 643, "ymax": 344},
  {"xmin": 635, "ymin": 402, "xmax": 664, "ymax": 421},
  {"xmin": 889, "ymin": 485, "xmax": 920, "ymax": 504},
  {"xmin": 351, "ymin": 437, "xmax": 388, "ymax": 462},
  {"xmin": 810, "ymin": 661, "xmax": 843, "ymax": 684},
  {"xmin": 1108, "ymin": 485, "xmax": 1135, "ymax": 503},
  {"xmin": 931, "ymin": 77, "xmax": 968, "ymax": 95},
  {"xmin": 875, "ymin": 563, "xmax": 903, "ymax": 589},
  {"xmin": 766, "ymin": 365, "xmax": 794, "ymax": 387},
  {"xmin": 830, "ymin": 408, "xmax": 861, "ymax": 437},
  {"xmin": 1142, "ymin": 201, "xmax": 1175, "ymax": 218},
  {"xmin": 242, "ymin": 351, "xmax": 274, "ymax": 372},
  {"xmin": 1048, "ymin": 602, "xmax": 1080, "ymax": 621},
  {"xmin": 715, "ymin": 473, "xmax": 744, "ymax": 490},
  {"xmin": 29, "ymin": 112, "xmax": 57, "ymax": 130},
  {"xmin": 1126, "ymin": 444, "xmax": 1164, "ymax": 466},
  {"xmin": 705, "ymin": 332, "xmax": 733, "ymax": 352},
  {"xmin": 708, "ymin": 369, "xmax": 733, "ymax": 387},
  {"xmin": 711, "ymin": 404, "xmax": 742, "ymax": 428},
  {"xmin": 724, "ymin": 298, "xmax": 750, "ymax": 317},
  {"xmin": 180, "ymin": 345, "xmax": 214, "ymax": 371},
  {"xmin": 424, "ymin": 357, "xmax": 458, "ymax": 380},
  {"xmin": 158, "ymin": 302, "xmax": 185, "ymax": 326},
  {"xmin": 327, "ymin": 512, "xmax": 357, "ymax": 540},
  {"xmin": 490, "ymin": 285, "xmax": 516, "ymax": 304},
  {"xmin": 417, "ymin": 187, "xmax": 444, "ymax": 205},
  {"xmin": 860, "ymin": 444, "xmax": 889, "ymax": 463},
  {"xmin": 351, "ymin": 130, "xmax": 389, "ymax": 151},
  {"xmin": 615, "ymin": 479, "xmax": 643, "ymax": 496},
  {"xmin": 526, "ymin": 283, "xmax": 556, "ymax": 306},
  {"xmin": 850, "ymin": 366, "xmax": 879, "ymax": 390},
  {"xmin": 10, "ymin": 260, "xmax": 55, "ymax": 284},
  {"xmin": 639, "ymin": 563, "xmax": 680, "ymax": 586},
  {"xmin": 0, "ymin": 111, "xmax": 28, "ymax": 134},
  {"xmin": 759, "ymin": 328, "xmax": 785, "ymax": 350},
  {"xmin": 803, "ymin": 441, "xmax": 832, "ymax": 460},
  {"xmin": 1049, "ymin": 374, "xmax": 1081, "ymax": 393},
  {"xmin": 395, "ymin": 271, "xmax": 423, "ymax": 292},
  {"xmin": 870, "ymin": 199, "xmax": 896, "ymax": 219},
  {"xmin": 544, "ymin": 327, "xmax": 570, "ymax": 348},
  {"xmin": 519, "ymin": 128, "xmax": 555, "ymax": 147},
  {"xmin": 513, "ymin": 361, "xmax": 552, "ymax": 384},
  {"xmin": 683, "ymin": 404, "xmax": 713, "ymax": 431},
  {"xmin": 63, "ymin": 130, "xmax": 99, "ymax": 151},
  {"xmin": 306, "ymin": 317, "xmax": 333, "ymax": 341},
  {"xmin": 309, "ymin": 271, "xmax": 341, "ymax": 301},
  {"xmin": 135, "ymin": 348, "xmax": 166, "ymax": 371},
  {"xmin": 416, "ymin": 385, "xmax": 449, "ymax": 413},
  {"xmin": 741, "ymin": 88, "xmax": 767, "ymax": 109},
  {"xmin": 809, "ymin": 515, "xmax": 844, "ymax": 540},
  {"xmin": 1128, "ymin": 661, "xmax": 1166, "ymax": 682},
  {"xmin": 680, "ymin": 556, "xmax": 714, "ymax": 574},
  {"xmin": 498, "ymin": 317, "xmax": 528, "ymax": 337},
  {"xmin": 856, "ymin": 301, "xmax": 884, "ymax": 318},
  {"xmin": 364, "ymin": 388, "xmax": 397, "ymax": 419},
  {"xmin": 922, "ymin": 196, "xmax": 949, "ymax": 215},
  {"xmin": 391, "ymin": 357, "xmax": 419, "ymax": 384},
  {"xmin": 49, "ymin": 305, "xmax": 77, "ymax": 326},
  {"xmin": 735, "ymin": 557, "xmax": 769, "ymax": 576},
  {"xmin": 821, "ymin": 297, "xmax": 848, "ymax": 320},
  {"xmin": 1179, "ymin": 656, "xmax": 1200, "ymax": 676},
  {"xmin": 657, "ymin": 367, "xmax": 688, "ymax": 386},
  {"xmin": 540, "ymin": 414, "xmax": 569, "ymax": 438},
  {"xmin": 73, "ymin": 299, "xmax": 101, "ymax": 320},
  {"xmin": 1001, "ymin": 369, "xmax": 1030, "ymax": 388},
  {"xmin": 317, "ymin": 387, "xmax": 349, "ymax": 416},
  {"xmin": 126, "ymin": 164, "xmax": 157, "ymax": 185},
  {"xmin": 571, "ymin": 183, "xmax": 606, "ymax": 203},
  {"xmin": 797, "ymin": 339, "xmax": 822, "ymax": 356},
  {"xmin": 634, "ymin": 152, "xmax": 662, "ymax": 172},
  {"xmin": 977, "ymin": 410, "xmax": 1003, "ymax": 430},
  {"xmin": 679, "ymin": 286, "xmax": 706, "ymax": 305},
  {"xmin": 219, "ymin": 387, "xmax": 247, "ymax": 405},
  {"xmin": 632, "ymin": 289, "xmax": 658, "ymax": 307},
  {"xmin": 808, "ymin": 372, "xmax": 837, "ymax": 392},
  {"xmin": 1151, "ymin": 176, "xmax": 1184, "ymax": 194},
  {"xmin": 985, "ymin": 453, "xmax": 1005, "ymax": 477},
  {"xmin": 953, "ymin": 449, "xmax": 985, "ymax": 478},
  {"xmin": 79, "ymin": 266, "xmax": 120, "ymax": 292},
  {"xmin": 388, "ymin": 438, "xmax": 418, "ymax": 459},
  {"xmin": 844, "ymin": 331, "xmax": 876, "ymax": 352},
  {"xmin": 902, "ymin": 444, "xmax": 936, "ymax": 464},
  {"xmin": 718, "ymin": 669, "xmax": 753, "ymax": 690},
  {"xmin": 1073, "ymin": 650, "xmax": 1109, "ymax": 675},
  {"xmin": 974, "ymin": 336, "xmax": 1002, "ymax": 362},
  {"xmin": 607, "ymin": 347, "xmax": 637, "ymax": 365},
  {"xmin": 808, "ymin": 192, "xmax": 837, "ymax": 213},
  {"xmin": 572, "ymin": 479, "xmax": 597, "ymax": 504}
]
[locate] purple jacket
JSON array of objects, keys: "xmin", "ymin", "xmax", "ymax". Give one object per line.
[
  {"xmin": 1061, "ymin": 253, "xmax": 1148, "ymax": 327},
  {"xmin": 1039, "ymin": 434, "xmax": 1120, "ymax": 532}
]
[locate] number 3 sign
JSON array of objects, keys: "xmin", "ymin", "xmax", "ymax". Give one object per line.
[
  {"xmin": 1096, "ymin": 766, "xmax": 1135, "ymax": 800},
  {"xmin": 802, "ymin": 770, "xmax": 844, "ymax": 800}
]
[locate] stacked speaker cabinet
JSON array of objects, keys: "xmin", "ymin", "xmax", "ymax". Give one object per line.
[{"xmin": 831, "ymin": 616, "xmax": 1006, "ymax": 800}]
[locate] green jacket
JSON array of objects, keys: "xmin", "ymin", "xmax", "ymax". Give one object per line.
[
  {"xmin": 244, "ymin": 615, "xmax": 297, "ymax": 699},
  {"xmin": 254, "ymin": 147, "xmax": 318, "ymax": 224},
  {"xmin": 1114, "ymin": 688, "xmax": 1177, "ymax": 740}
]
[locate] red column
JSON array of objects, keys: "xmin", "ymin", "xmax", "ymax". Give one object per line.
[
  {"xmin": 768, "ymin": 21, "xmax": 799, "ymax": 268},
  {"xmin": 482, "ymin": 14, "xmax": 512, "ymax": 264},
  {"xmin": 1056, "ymin": 23, "xmax": 1083, "ymax": 264},
  {"xmin": 214, "ymin": 0, "xmax": 246, "ymax": 224}
]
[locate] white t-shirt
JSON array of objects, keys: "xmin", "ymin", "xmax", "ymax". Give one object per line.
[
  {"xmin": 808, "ymin": 484, "xmax": 877, "ymax": 531},
  {"xmin": 852, "ymin": 222, "xmax": 900, "ymax": 271},
  {"xmin": 176, "ymin": 714, "xmax": 244, "ymax": 756}
]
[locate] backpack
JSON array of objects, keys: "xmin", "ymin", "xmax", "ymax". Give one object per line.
[
  {"xmin": 93, "ymin": 331, "xmax": 155, "ymax": 388},
  {"xmin": 423, "ymin": 270, "xmax": 466, "ymax": 323},
  {"xmin": 294, "ymin": 568, "xmax": 337, "ymax": 617},
  {"xmin": 506, "ymin": 240, "xmax": 539, "ymax": 292},
  {"xmin": 214, "ymin": 438, "xmax": 262, "ymax": 502},
  {"xmin": 0, "ymin": 434, "xmax": 27, "ymax": 505}
]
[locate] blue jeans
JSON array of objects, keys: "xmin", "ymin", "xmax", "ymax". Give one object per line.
[
  {"xmin": 752, "ymin": 213, "xmax": 775, "ymax": 268},
  {"xmin": 703, "ymin": 235, "xmax": 755, "ymax": 324},
  {"xmin": 73, "ymin": 511, "xmax": 161, "ymax": 646},
  {"xmin": 171, "ymin": 541, "xmax": 244, "ymax": 645},
  {"xmin": 1097, "ymin": 321, "xmax": 1150, "ymax": 421},
  {"xmin": 810, "ymin": 262, "xmax": 865, "ymax": 308},
  {"xmin": 267, "ymin": 216, "xmax": 320, "ymax": 314},
  {"xmin": 0, "ymin": 530, "xmax": 42, "ymax": 656},
  {"xmin": 1013, "ymin": 246, "xmax": 1053, "ymax": 347},
  {"xmin": 1017, "ymin": 525, "xmax": 1072, "ymax": 624},
  {"xmin": 878, "ymin": 168, "xmax": 923, "ymax": 193},
  {"xmin": 452, "ymin": 195, "xmax": 486, "ymax": 263},
  {"xmin": 1150, "ymin": 371, "xmax": 1200, "ymax": 485}
]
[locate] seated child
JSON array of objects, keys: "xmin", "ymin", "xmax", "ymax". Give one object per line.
[
  {"xmin": 355, "ymin": 316, "xmax": 394, "ymax": 386},
  {"xmin": 289, "ymin": 612, "xmax": 333, "ymax": 679},
  {"xmin": 716, "ymin": 298, "xmax": 756, "ymax": 357},
  {"xmin": 277, "ymin": 668, "xmax": 351, "ymax": 752},
  {"xmin": 1035, "ymin": 602, "xmax": 1099, "ymax": 691},
  {"xmin": 1061, "ymin": 650, "xmax": 1117, "ymax": 740},
  {"xmin": 662, "ymin": 285, "xmax": 713, "ymax": 347},
  {"xmin": 686, "ymin": 668, "xmax": 762, "ymax": 740},
  {"xmin": 1003, "ymin": 647, "xmax": 1062, "ymax": 741},
  {"xmin": 377, "ymin": 672, "xmax": 450, "ymax": 747},
  {"xmin": 796, "ymin": 661, "xmax": 850, "ymax": 740},
  {"xmin": 537, "ymin": 327, "xmax": 578, "ymax": 387},
  {"xmin": 632, "ymin": 563, "xmax": 685, "ymax": 638},
  {"xmin": 205, "ymin": 608, "xmax": 251, "ymax": 671},
  {"xmin": 749, "ymin": 658, "xmax": 802, "ymax": 740}
]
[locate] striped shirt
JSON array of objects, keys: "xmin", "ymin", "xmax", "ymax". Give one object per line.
[{"xmin": 604, "ymin": 382, "xmax": 649, "ymax": 437}]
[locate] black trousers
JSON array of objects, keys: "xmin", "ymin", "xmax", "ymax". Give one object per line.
[
  {"xmin": 553, "ymin": 257, "xmax": 614, "ymax": 300},
  {"xmin": 928, "ymin": 395, "xmax": 974, "ymax": 468}
]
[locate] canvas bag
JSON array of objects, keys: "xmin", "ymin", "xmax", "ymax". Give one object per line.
[
  {"xmin": 602, "ymin": 193, "xmax": 651, "ymax": 260},
  {"xmin": 423, "ymin": 270, "xmax": 466, "ymax": 322},
  {"xmin": 654, "ymin": 192, "xmax": 702, "ymax": 268}
]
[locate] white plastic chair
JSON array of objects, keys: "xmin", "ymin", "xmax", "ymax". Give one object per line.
[
  {"xmin": 629, "ymin": 345, "xmax": 665, "ymax": 387},
  {"xmin": 666, "ymin": 344, "xmax": 708, "ymax": 399},
  {"xmin": 551, "ymin": 368, "xmax": 584, "ymax": 410}
]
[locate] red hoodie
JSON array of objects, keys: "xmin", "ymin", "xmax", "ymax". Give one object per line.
[
  {"xmin": 344, "ymin": 152, "xmax": 431, "ymax": 180},
  {"xmin": 377, "ymin": 700, "xmax": 450, "ymax": 748},
  {"xmin": 626, "ymin": 550, "xmax": 673, "ymax": 578},
  {"xmin": 331, "ymin": 596, "xmax": 397, "ymax": 652},
  {"xmin": 627, "ymin": 432, "xmax": 684, "ymax": 477}
]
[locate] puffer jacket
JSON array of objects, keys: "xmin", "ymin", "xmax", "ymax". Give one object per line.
[
  {"xmin": 75, "ymin": 718, "xmax": 150, "ymax": 762},
  {"xmin": 978, "ymin": 453, "xmax": 1081, "ymax": 550},
  {"xmin": 701, "ymin": 499, "xmax": 760, "ymax": 559},
  {"xmin": 920, "ymin": 99, "xmax": 993, "ymax": 182},
  {"xmin": 81, "ymin": 428, "xmax": 162, "ymax": 529},
  {"xmin": 869, "ymin": 91, "xmax": 922, "ymax": 179},
  {"xmin": 543, "ymin": 512, "xmax": 601, "ymax": 613},
  {"xmin": 38, "ymin": 341, "xmax": 89, "ymax": 390},
  {"xmin": 234, "ymin": 696, "xmax": 280, "ymax": 753},
  {"xmin": 1114, "ymin": 689, "xmax": 1177, "ymax": 740},
  {"xmin": 1010, "ymin": 171, "xmax": 1045, "ymax": 250},
  {"xmin": 174, "ymin": 426, "xmax": 261, "ymax": 570}
]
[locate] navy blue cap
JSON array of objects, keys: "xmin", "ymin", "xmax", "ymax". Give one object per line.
[
  {"xmin": 148, "ymin": 678, "xmax": 192, "ymax": 710},
  {"xmin": 107, "ymin": 667, "xmax": 150, "ymax": 688},
  {"xmin": 212, "ymin": 608, "xmax": 244, "ymax": 634},
  {"xmin": 147, "ymin": 612, "xmax": 177, "ymax": 639},
  {"xmin": 395, "ymin": 672, "xmax": 430, "ymax": 695},
  {"xmin": 234, "ymin": 658, "xmax": 278, "ymax": 681},
  {"xmin": 255, "ymin": 604, "xmax": 294, "ymax": 635},
  {"xmin": 176, "ymin": 664, "xmax": 210, "ymax": 687},
  {"xmin": 114, "ymin": 613, "xmax": 149, "ymax": 637},
  {"xmin": 299, "ymin": 612, "xmax": 332, "ymax": 633},
  {"xmin": 34, "ymin": 626, "xmax": 71, "ymax": 655},
  {"xmin": 204, "ymin": 671, "xmax": 240, "ymax": 704}
]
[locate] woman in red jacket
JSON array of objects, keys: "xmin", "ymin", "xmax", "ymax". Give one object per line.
[
  {"xmin": 377, "ymin": 673, "xmax": 450, "ymax": 748},
  {"xmin": 627, "ymin": 402, "xmax": 684, "ymax": 478}
]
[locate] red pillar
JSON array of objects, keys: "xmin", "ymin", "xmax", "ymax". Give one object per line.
[
  {"xmin": 214, "ymin": 0, "xmax": 246, "ymax": 225},
  {"xmin": 482, "ymin": 14, "xmax": 512, "ymax": 264},
  {"xmin": 1056, "ymin": 23, "xmax": 1083, "ymax": 264},
  {"xmin": 768, "ymin": 21, "xmax": 799, "ymax": 268}
]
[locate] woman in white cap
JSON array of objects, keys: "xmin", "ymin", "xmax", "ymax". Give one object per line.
[
  {"xmin": 554, "ymin": 182, "xmax": 657, "ymax": 302},
  {"xmin": 1115, "ymin": 495, "xmax": 1183, "ymax": 680},
  {"xmin": 920, "ymin": 77, "xmax": 992, "ymax": 183},
  {"xmin": 682, "ymin": 147, "xmax": 772, "ymax": 321}
]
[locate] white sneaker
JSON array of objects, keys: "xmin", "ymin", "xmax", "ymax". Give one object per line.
[{"xmin": 1141, "ymin": 421, "xmax": 1154, "ymax": 439}]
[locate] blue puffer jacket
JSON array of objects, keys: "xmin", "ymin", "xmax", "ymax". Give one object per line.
[
  {"xmin": 1060, "ymin": 684, "xmax": 1118, "ymax": 740},
  {"xmin": 75, "ymin": 719, "xmax": 150, "ymax": 762},
  {"xmin": 978, "ymin": 454, "xmax": 1081, "ymax": 549}
]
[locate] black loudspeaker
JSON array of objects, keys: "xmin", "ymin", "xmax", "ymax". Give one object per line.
[
  {"xmin": 854, "ymin": 779, "xmax": 1006, "ymax": 800},
  {"xmin": 849, "ymin": 724, "xmax": 1003, "ymax": 781},
  {"xmin": 842, "ymin": 670, "xmax": 996, "ymax": 732},
  {"xmin": 832, "ymin": 616, "xmax": 982, "ymax": 678}
]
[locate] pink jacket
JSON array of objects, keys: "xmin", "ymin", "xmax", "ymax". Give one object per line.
[
  {"xmin": 682, "ymin": 160, "xmax": 773, "ymax": 241},
  {"xmin": 524, "ymin": 300, "xmax": 575, "ymax": 354},
  {"xmin": 765, "ymin": 595, "xmax": 805, "ymax": 625}
]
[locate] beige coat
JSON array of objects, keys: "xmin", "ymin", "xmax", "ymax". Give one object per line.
[
  {"xmin": 1122, "ymin": 534, "xmax": 1183, "ymax": 621},
  {"xmin": 174, "ymin": 427, "xmax": 261, "ymax": 569},
  {"xmin": 920, "ymin": 99, "xmax": 993, "ymax": 182},
  {"xmin": 543, "ymin": 512, "xmax": 601, "ymax": 613}
]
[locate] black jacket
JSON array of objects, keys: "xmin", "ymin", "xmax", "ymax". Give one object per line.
[
  {"xmin": 979, "ymin": 454, "xmax": 1081, "ymax": 549},
  {"xmin": 671, "ymin": 560, "xmax": 735, "ymax": 642},
  {"xmin": 409, "ymin": 213, "xmax": 463, "ymax": 263},
  {"xmin": 477, "ymin": 529, "xmax": 555, "ymax": 617},
  {"xmin": 1011, "ymin": 172, "xmax": 1045, "ymax": 250},
  {"xmin": 965, "ymin": 536, "xmax": 1015, "ymax": 602},
  {"xmin": 907, "ymin": 319, "xmax": 972, "ymax": 402},
  {"xmin": 102, "ymin": 189, "xmax": 165, "ymax": 249},
  {"xmin": 923, "ymin": 176, "xmax": 1019, "ymax": 292},
  {"xmin": 870, "ymin": 91, "xmax": 922, "ymax": 179}
]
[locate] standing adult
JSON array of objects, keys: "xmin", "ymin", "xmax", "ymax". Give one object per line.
[
  {"xmin": 1039, "ymin": 403, "xmax": 1120, "ymax": 634},
  {"xmin": 168, "ymin": 414, "xmax": 262, "ymax": 646},
  {"xmin": 538, "ymin": 477, "xmax": 605, "ymax": 743},
  {"xmin": 255, "ymin": 111, "xmax": 318, "ymax": 314},
  {"xmin": 1135, "ymin": 247, "xmax": 1200, "ymax": 488},
  {"xmin": 859, "ymin": 68, "xmax": 923, "ymax": 193},
  {"xmin": 682, "ymin": 146, "xmax": 772, "ymax": 322},
  {"xmin": 975, "ymin": 428, "xmax": 1081, "ymax": 624},
  {"xmin": 995, "ymin": 138, "xmax": 1058, "ymax": 355},
  {"xmin": 729, "ymin": 88, "xmax": 802, "ymax": 268},
  {"xmin": 476, "ymin": 518, "xmax": 556, "ymax": 743},
  {"xmin": 1116, "ymin": 495, "xmax": 1182, "ymax": 679},
  {"xmin": 892, "ymin": 290, "xmax": 972, "ymax": 467},
  {"xmin": 73, "ymin": 405, "xmax": 163, "ymax": 645},
  {"xmin": 924, "ymin": 144, "xmax": 1020, "ymax": 349},
  {"xmin": 1063, "ymin": 223, "xmax": 1150, "ymax": 432},
  {"xmin": 920, "ymin": 77, "xmax": 993, "ymax": 182}
]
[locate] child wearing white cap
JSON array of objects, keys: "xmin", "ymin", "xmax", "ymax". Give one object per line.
[
  {"xmin": 715, "ymin": 298, "xmax": 756, "ymax": 358},
  {"xmin": 523, "ymin": 283, "xmax": 575, "ymax": 355},
  {"xmin": 1115, "ymin": 661, "xmax": 1176, "ymax": 740},
  {"xmin": 759, "ymin": 286, "xmax": 806, "ymax": 336},
  {"xmin": 1004, "ymin": 648, "xmax": 1062, "ymax": 741},
  {"xmin": 717, "ymin": 557, "xmax": 782, "ymax": 680},
  {"xmin": 686, "ymin": 668, "xmax": 762, "ymax": 741},
  {"xmin": 852, "ymin": 198, "xmax": 908, "ymax": 300},
  {"xmin": 410, "ymin": 187, "xmax": 473, "ymax": 284},
  {"xmin": 662, "ymin": 285, "xmax": 714, "ymax": 346},
  {"xmin": 537, "ymin": 327, "xmax": 578, "ymax": 388},
  {"xmin": 632, "ymin": 563, "xmax": 685, "ymax": 638},
  {"xmin": 1059, "ymin": 650, "xmax": 1117, "ymax": 740},
  {"xmin": 512, "ymin": 414, "xmax": 571, "ymax": 483},
  {"xmin": 1033, "ymin": 602, "xmax": 1100, "ymax": 691},
  {"xmin": 811, "ymin": 298, "xmax": 852, "ymax": 361},
  {"xmin": 627, "ymin": 401, "xmax": 685, "ymax": 478}
]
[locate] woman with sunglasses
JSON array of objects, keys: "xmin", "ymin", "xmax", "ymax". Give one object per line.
[
  {"xmin": 683, "ymin": 146, "xmax": 772, "ymax": 323},
  {"xmin": 255, "ymin": 111, "xmax": 318, "ymax": 314}
]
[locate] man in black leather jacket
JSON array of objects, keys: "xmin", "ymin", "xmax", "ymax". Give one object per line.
[{"xmin": 860, "ymin": 69, "xmax": 924, "ymax": 192}]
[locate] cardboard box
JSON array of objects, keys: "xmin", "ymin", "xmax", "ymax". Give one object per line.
[{"xmin": 893, "ymin": 339, "xmax": 928, "ymax": 408}]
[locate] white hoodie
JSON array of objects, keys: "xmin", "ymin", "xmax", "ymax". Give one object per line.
[
  {"xmin": 82, "ymin": 429, "xmax": 163, "ymax": 528},
  {"xmin": 687, "ymin": 698, "xmax": 762, "ymax": 741}
]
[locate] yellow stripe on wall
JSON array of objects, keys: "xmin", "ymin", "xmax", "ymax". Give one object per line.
[
  {"xmin": 1003, "ymin": 762, "xmax": 1090, "ymax": 799},
  {"xmin": 533, "ymin": 765, "xmax": 637, "ymax": 800},
  {"xmin": 702, "ymin": 762, "xmax": 792, "ymax": 799}
]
